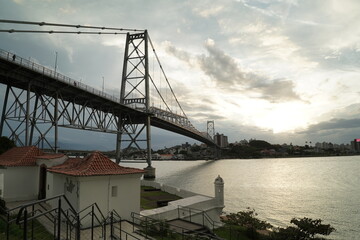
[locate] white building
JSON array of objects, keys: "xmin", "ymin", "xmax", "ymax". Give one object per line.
[
  {"xmin": 47, "ymin": 151, "xmax": 145, "ymax": 221},
  {"xmin": 0, "ymin": 147, "xmax": 145, "ymax": 222},
  {"xmin": 0, "ymin": 146, "xmax": 66, "ymax": 201}
]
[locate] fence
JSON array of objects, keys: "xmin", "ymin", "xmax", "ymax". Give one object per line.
[
  {"xmin": 177, "ymin": 206, "xmax": 223, "ymax": 232},
  {"xmin": 0, "ymin": 195, "xmax": 141, "ymax": 240}
]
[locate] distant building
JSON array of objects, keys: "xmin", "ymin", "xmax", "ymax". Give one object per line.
[
  {"xmin": 159, "ymin": 154, "xmax": 174, "ymax": 160},
  {"xmin": 214, "ymin": 133, "xmax": 228, "ymax": 148},
  {"xmin": 351, "ymin": 139, "xmax": 360, "ymax": 152}
]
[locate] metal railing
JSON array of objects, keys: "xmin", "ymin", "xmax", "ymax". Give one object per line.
[
  {"xmin": 131, "ymin": 212, "xmax": 220, "ymax": 239},
  {"xmin": 0, "ymin": 49, "xmax": 122, "ymax": 104},
  {"xmin": 0, "ymin": 195, "xmax": 141, "ymax": 240},
  {"xmin": 6, "ymin": 194, "xmax": 78, "ymax": 240},
  {"xmin": 177, "ymin": 205, "xmax": 223, "ymax": 231}
]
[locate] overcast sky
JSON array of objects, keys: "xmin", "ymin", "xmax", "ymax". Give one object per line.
[{"xmin": 1, "ymin": 0, "xmax": 360, "ymax": 150}]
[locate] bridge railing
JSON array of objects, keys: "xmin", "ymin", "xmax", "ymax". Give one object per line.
[
  {"xmin": 0, "ymin": 49, "xmax": 121, "ymax": 105},
  {"xmin": 149, "ymin": 106, "xmax": 213, "ymax": 141}
]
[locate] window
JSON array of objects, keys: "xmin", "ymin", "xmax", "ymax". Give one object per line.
[{"xmin": 111, "ymin": 186, "xmax": 117, "ymax": 197}]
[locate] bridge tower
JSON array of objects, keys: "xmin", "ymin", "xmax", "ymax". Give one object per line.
[
  {"xmin": 207, "ymin": 121, "xmax": 215, "ymax": 141},
  {"xmin": 117, "ymin": 30, "xmax": 155, "ymax": 178},
  {"xmin": 207, "ymin": 120, "xmax": 220, "ymax": 159}
]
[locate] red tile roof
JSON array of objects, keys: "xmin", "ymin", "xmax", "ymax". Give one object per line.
[
  {"xmin": 0, "ymin": 146, "xmax": 44, "ymax": 167},
  {"xmin": 48, "ymin": 151, "xmax": 145, "ymax": 177},
  {"xmin": 37, "ymin": 154, "xmax": 65, "ymax": 160}
]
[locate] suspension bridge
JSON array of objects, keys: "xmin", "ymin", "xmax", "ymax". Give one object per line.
[{"xmin": 0, "ymin": 20, "xmax": 217, "ymax": 177}]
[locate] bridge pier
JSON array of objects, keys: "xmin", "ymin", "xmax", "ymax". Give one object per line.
[{"xmin": 143, "ymin": 165, "xmax": 156, "ymax": 179}]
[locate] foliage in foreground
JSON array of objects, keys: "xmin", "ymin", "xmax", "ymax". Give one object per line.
[
  {"xmin": 220, "ymin": 208, "xmax": 335, "ymax": 240},
  {"xmin": 0, "ymin": 136, "xmax": 15, "ymax": 154},
  {"xmin": 271, "ymin": 217, "xmax": 336, "ymax": 240},
  {"xmin": 221, "ymin": 208, "xmax": 272, "ymax": 239}
]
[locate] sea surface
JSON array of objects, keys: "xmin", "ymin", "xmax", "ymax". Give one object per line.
[{"xmin": 122, "ymin": 156, "xmax": 360, "ymax": 239}]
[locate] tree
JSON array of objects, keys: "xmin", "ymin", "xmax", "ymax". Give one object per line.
[
  {"xmin": 222, "ymin": 208, "xmax": 272, "ymax": 239},
  {"xmin": 0, "ymin": 137, "xmax": 16, "ymax": 154},
  {"xmin": 249, "ymin": 140, "xmax": 272, "ymax": 149},
  {"xmin": 271, "ymin": 217, "xmax": 335, "ymax": 240}
]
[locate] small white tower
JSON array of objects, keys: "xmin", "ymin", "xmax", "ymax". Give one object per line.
[{"xmin": 214, "ymin": 175, "xmax": 224, "ymax": 207}]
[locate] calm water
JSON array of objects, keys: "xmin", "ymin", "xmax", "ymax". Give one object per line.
[{"xmin": 122, "ymin": 156, "xmax": 360, "ymax": 239}]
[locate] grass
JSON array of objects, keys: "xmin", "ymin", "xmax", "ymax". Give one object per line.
[
  {"xmin": 0, "ymin": 216, "xmax": 54, "ymax": 240},
  {"xmin": 141, "ymin": 186, "xmax": 181, "ymax": 210}
]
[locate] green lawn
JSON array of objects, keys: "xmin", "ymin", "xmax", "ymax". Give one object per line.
[
  {"xmin": 141, "ymin": 186, "xmax": 182, "ymax": 210},
  {"xmin": 0, "ymin": 217, "xmax": 53, "ymax": 240}
]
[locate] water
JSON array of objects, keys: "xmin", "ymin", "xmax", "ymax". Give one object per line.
[{"xmin": 122, "ymin": 156, "xmax": 360, "ymax": 239}]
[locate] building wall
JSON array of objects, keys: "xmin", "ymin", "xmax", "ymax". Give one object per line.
[
  {"xmin": 0, "ymin": 166, "xmax": 39, "ymax": 201},
  {"xmin": 46, "ymin": 173, "xmax": 77, "ymax": 211},
  {"xmin": 46, "ymin": 172, "xmax": 142, "ymax": 226},
  {"xmin": 79, "ymin": 174, "xmax": 141, "ymax": 222}
]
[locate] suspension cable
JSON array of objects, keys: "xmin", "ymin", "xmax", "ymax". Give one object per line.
[
  {"xmin": 149, "ymin": 75, "xmax": 172, "ymax": 113},
  {"xmin": 148, "ymin": 36, "xmax": 187, "ymax": 118},
  {"xmin": 0, "ymin": 29, "xmax": 127, "ymax": 34},
  {"xmin": 0, "ymin": 19, "xmax": 144, "ymax": 32}
]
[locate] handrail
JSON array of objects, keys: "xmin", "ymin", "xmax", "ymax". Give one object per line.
[
  {"xmin": 77, "ymin": 202, "xmax": 105, "ymax": 222},
  {"xmin": 9, "ymin": 194, "xmax": 76, "ymax": 215},
  {"xmin": 113, "ymin": 225, "xmax": 142, "ymax": 240},
  {"xmin": 177, "ymin": 205, "xmax": 223, "ymax": 230},
  {"xmin": 16, "ymin": 208, "xmax": 57, "ymax": 225},
  {"xmin": 3, "ymin": 194, "xmax": 147, "ymax": 240}
]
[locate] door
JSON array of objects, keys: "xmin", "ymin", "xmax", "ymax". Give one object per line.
[{"xmin": 38, "ymin": 165, "xmax": 47, "ymax": 199}]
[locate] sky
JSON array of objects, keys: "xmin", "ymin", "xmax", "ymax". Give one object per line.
[{"xmin": 1, "ymin": 0, "xmax": 360, "ymax": 150}]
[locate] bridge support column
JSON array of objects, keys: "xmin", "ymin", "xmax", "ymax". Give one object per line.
[
  {"xmin": 29, "ymin": 94, "xmax": 38, "ymax": 146},
  {"xmin": 115, "ymin": 115, "xmax": 122, "ymax": 164},
  {"xmin": 54, "ymin": 93, "xmax": 59, "ymax": 153},
  {"xmin": 0, "ymin": 85, "xmax": 10, "ymax": 137},
  {"xmin": 143, "ymin": 165, "xmax": 155, "ymax": 179},
  {"xmin": 144, "ymin": 115, "xmax": 155, "ymax": 179},
  {"xmin": 25, "ymin": 82, "xmax": 31, "ymax": 146}
]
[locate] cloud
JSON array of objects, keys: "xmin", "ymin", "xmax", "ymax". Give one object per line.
[
  {"xmin": 12, "ymin": 0, "xmax": 23, "ymax": 4},
  {"xmin": 59, "ymin": 6, "xmax": 77, "ymax": 15},
  {"xmin": 164, "ymin": 41, "xmax": 191, "ymax": 63},
  {"xmin": 166, "ymin": 39, "xmax": 302, "ymax": 103},
  {"xmin": 193, "ymin": 5, "xmax": 224, "ymax": 18},
  {"xmin": 301, "ymin": 118, "xmax": 360, "ymax": 134},
  {"xmin": 191, "ymin": 112, "xmax": 226, "ymax": 121},
  {"xmin": 251, "ymin": 78, "xmax": 303, "ymax": 102}
]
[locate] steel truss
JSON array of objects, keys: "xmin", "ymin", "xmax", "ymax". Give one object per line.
[
  {"xmin": 0, "ymin": 84, "xmax": 131, "ymax": 152},
  {"xmin": 117, "ymin": 31, "xmax": 152, "ymax": 166}
]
